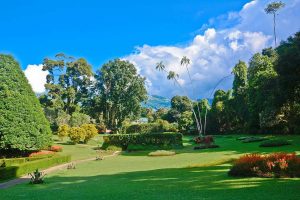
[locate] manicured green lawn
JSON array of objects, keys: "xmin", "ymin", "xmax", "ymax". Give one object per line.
[{"xmin": 1, "ymin": 135, "xmax": 299, "ymax": 200}]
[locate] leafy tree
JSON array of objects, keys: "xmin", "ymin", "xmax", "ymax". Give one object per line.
[
  {"xmin": 247, "ymin": 53, "xmax": 278, "ymax": 132},
  {"xmin": 154, "ymin": 108, "xmax": 169, "ymax": 121},
  {"xmin": 0, "ymin": 55, "xmax": 52, "ymax": 151},
  {"xmin": 40, "ymin": 53, "xmax": 93, "ymax": 129},
  {"xmin": 178, "ymin": 111, "xmax": 193, "ymax": 134},
  {"xmin": 265, "ymin": 1, "xmax": 285, "ymax": 47},
  {"xmin": 231, "ymin": 60, "xmax": 249, "ymax": 130},
  {"xmin": 171, "ymin": 96, "xmax": 192, "ymax": 113},
  {"xmin": 275, "ymin": 32, "xmax": 300, "ymax": 133},
  {"xmin": 95, "ymin": 59, "xmax": 147, "ymax": 130},
  {"xmin": 69, "ymin": 112, "xmax": 91, "ymax": 127}
]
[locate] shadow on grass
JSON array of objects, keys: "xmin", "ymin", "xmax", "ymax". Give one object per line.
[{"xmin": 1, "ymin": 165, "xmax": 299, "ymax": 200}]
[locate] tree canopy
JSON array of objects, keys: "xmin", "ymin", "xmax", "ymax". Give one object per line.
[{"xmin": 0, "ymin": 55, "xmax": 52, "ymax": 151}]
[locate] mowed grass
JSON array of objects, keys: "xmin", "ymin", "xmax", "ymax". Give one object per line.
[{"xmin": 1, "ymin": 135, "xmax": 300, "ymax": 200}]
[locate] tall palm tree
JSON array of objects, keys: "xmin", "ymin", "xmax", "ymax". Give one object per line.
[
  {"xmin": 180, "ymin": 56, "xmax": 203, "ymax": 134},
  {"xmin": 265, "ymin": 1, "xmax": 285, "ymax": 47},
  {"xmin": 165, "ymin": 70, "xmax": 202, "ymax": 137}
]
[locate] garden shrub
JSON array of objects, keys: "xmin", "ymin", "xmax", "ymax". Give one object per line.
[
  {"xmin": 0, "ymin": 154, "xmax": 71, "ymax": 180},
  {"xmin": 122, "ymin": 120, "xmax": 177, "ymax": 134},
  {"xmin": 259, "ymin": 139, "xmax": 291, "ymax": 147},
  {"xmin": 148, "ymin": 150, "xmax": 176, "ymax": 156},
  {"xmin": 69, "ymin": 127, "xmax": 86, "ymax": 144},
  {"xmin": 49, "ymin": 145, "xmax": 63, "ymax": 152},
  {"xmin": 57, "ymin": 124, "xmax": 70, "ymax": 140},
  {"xmin": 81, "ymin": 124, "xmax": 98, "ymax": 143},
  {"xmin": 228, "ymin": 153, "xmax": 300, "ymax": 178},
  {"xmin": 240, "ymin": 137, "xmax": 268, "ymax": 143},
  {"xmin": 102, "ymin": 133, "xmax": 183, "ymax": 150}
]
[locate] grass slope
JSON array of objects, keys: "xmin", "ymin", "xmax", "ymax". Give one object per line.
[{"xmin": 1, "ymin": 135, "xmax": 299, "ymax": 200}]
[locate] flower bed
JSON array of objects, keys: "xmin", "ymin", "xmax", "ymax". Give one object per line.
[{"xmin": 228, "ymin": 153, "xmax": 300, "ymax": 178}]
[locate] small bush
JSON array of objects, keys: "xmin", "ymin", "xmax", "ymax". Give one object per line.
[
  {"xmin": 102, "ymin": 133, "xmax": 183, "ymax": 150},
  {"xmin": 81, "ymin": 124, "xmax": 98, "ymax": 143},
  {"xmin": 241, "ymin": 137, "xmax": 268, "ymax": 143},
  {"xmin": 69, "ymin": 127, "xmax": 86, "ymax": 144},
  {"xmin": 57, "ymin": 124, "xmax": 70, "ymax": 140},
  {"xmin": 228, "ymin": 153, "xmax": 300, "ymax": 178},
  {"xmin": 49, "ymin": 145, "xmax": 63, "ymax": 152},
  {"xmin": 260, "ymin": 139, "xmax": 291, "ymax": 147},
  {"xmin": 194, "ymin": 136, "xmax": 214, "ymax": 146},
  {"xmin": 148, "ymin": 150, "xmax": 176, "ymax": 156}
]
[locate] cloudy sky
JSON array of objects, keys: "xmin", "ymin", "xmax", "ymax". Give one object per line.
[{"xmin": 1, "ymin": 0, "xmax": 299, "ymax": 99}]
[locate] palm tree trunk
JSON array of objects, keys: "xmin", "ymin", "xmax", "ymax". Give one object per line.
[{"xmin": 274, "ymin": 12, "xmax": 277, "ymax": 47}]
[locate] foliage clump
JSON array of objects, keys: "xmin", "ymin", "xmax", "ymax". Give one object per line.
[
  {"xmin": 0, "ymin": 55, "xmax": 52, "ymax": 152},
  {"xmin": 259, "ymin": 139, "xmax": 291, "ymax": 147},
  {"xmin": 228, "ymin": 153, "xmax": 300, "ymax": 178}
]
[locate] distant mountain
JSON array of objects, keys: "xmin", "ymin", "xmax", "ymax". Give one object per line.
[{"xmin": 142, "ymin": 95, "xmax": 171, "ymax": 110}]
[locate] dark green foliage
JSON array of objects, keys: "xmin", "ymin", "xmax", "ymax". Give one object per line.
[
  {"xmin": 0, "ymin": 55, "xmax": 52, "ymax": 151},
  {"xmin": 259, "ymin": 139, "xmax": 291, "ymax": 147},
  {"xmin": 102, "ymin": 133, "xmax": 183, "ymax": 150},
  {"xmin": 0, "ymin": 154, "xmax": 71, "ymax": 180},
  {"xmin": 94, "ymin": 59, "xmax": 147, "ymax": 130},
  {"xmin": 240, "ymin": 137, "xmax": 268, "ymax": 143},
  {"xmin": 122, "ymin": 120, "xmax": 177, "ymax": 134},
  {"xmin": 29, "ymin": 169, "xmax": 46, "ymax": 184}
]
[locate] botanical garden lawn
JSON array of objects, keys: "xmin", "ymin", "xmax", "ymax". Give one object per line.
[{"xmin": 1, "ymin": 135, "xmax": 300, "ymax": 200}]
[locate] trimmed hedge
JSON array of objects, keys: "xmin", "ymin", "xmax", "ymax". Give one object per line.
[
  {"xmin": 122, "ymin": 121, "xmax": 178, "ymax": 134},
  {"xmin": 102, "ymin": 133, "xmax": 183, "ymax": 150},
  {"xmin": 0, "ymin": 158, "xmax": 26, "ymax": 167},
  {"xmin": 0, "ymin": 154, "xmax": 71, "ymax": 180}
]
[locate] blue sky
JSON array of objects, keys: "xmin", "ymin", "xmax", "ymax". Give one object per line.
[
  {"xmin": 1, "ymin": 0, "xmax": 249, "ymax": 68},
  {"xmin": 1, "ymin": 0, "xmax": 300, "ymax": 98}
]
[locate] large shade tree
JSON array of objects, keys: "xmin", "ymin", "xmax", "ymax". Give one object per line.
[
  {"xmin": 39, "ymin": 53, "xmax": 93, "ymax": 129},
  {"xmin": 0, "ymin": 55, "xmax": 52, "ymax": 152},
  {"xmin": 94, "ymin": 59, "xmax": 147, "ymax": 130}
]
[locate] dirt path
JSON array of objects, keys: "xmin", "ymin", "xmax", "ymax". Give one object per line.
[{"xmin": 0, "ymin": 151, "xmax": 121, "ymax": 189}]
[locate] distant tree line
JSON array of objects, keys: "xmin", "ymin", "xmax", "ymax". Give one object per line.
[{"xmin": 148, "ymin": 32, "xmax": 300, "ymax": 135}]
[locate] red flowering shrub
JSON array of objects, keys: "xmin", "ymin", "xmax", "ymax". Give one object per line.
[
  {"xmin": 194, "ymin": 136, "xmax": 214, "ymax": 146},
  {"xmin": 229, "ymin": 153, "xmax": 300, "ymax": 178},
  {"xmin": 49, "ymin": 145, "xmax": 63, "ymax": 152}
]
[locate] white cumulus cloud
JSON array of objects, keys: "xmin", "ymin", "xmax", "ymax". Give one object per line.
[
  {"xmin": 24, "ymin": 64, "xmax": 48, "ymax": 94},
  {"xmin": 124, "ymin": 0, "xmax": 300, "ymax": 99}
]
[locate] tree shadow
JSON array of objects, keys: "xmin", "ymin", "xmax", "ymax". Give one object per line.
[{"xmin": 1, "ymin": 165, "xmax": 299, "ymax": 199}]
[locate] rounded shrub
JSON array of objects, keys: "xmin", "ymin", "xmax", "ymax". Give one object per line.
[
  {"xmin": 0, "ymin": 55, "xmax": 52, "ymax": 152},
  {"xmin": 68, "ymin": 127, "xmax": 85, "ymax": 144},
  {"xmin": 259, "ymin": 139, "xmax": 291, "ymax": 147},
  {"xmin": 57, "ymin": 124, "xmax": 70, "ymax": 140},
  {"xmin": 81, "ymin": 124, "xmax": 98, "ymax": 143}
]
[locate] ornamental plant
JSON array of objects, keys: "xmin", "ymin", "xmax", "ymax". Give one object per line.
[
  {"xmin": 0, "ymin": 55, "xmax": 52, "ymax": 152},
  {"xmin": 68, "ymin": 127, "xmax": 86, "ymax": 144},
  {"xmin": 229, "ymin": 152, "xmax": 300, "ymax": 178},
  {"xmin": 81, "ymin": 124, "xmax": 98, "ymax": 143}
]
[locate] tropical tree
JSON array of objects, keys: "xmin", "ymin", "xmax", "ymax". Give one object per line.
[
  {"xmin": 0, "ymin": 55, "xmax": 52, "ymax": 152},
  {"xmin": 40, "ymin": 53, "xmax": 94, "ymax": 130},
  {"xmin": 95, "ymin": 59, "xmax": 147, "ymax": 130},
  {"xmin": 265, "ymin": 1, "xmax": 285, "ymax": 47}
]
